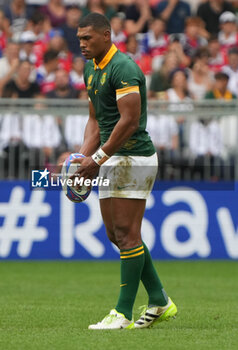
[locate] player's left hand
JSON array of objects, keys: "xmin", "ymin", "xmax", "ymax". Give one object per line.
[{"xmin": 70, "ymin": 156, "xmax": 100, "ymax": 181}]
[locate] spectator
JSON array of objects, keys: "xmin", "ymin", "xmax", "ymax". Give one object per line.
[
  {"xmin": 179, "ymin": 16, "xmax": 208, "ymax": 61},
  {"xmin": 141, "ymin": 16, "xmax": 169, "ymax": 70},
  {"xmin": 189, "ymin": 118, "xmax": 224, "ymax": 180},
  {"xmin": 19, "ymin": 30, "xmax": 37, "ymax": 65},
  {"xmin": 197, "ymin": 0, "xmax": 235, "ymax": 35},
  {"xmin": 61, "ymin": 5, "xmax": 82, "ymax": 56},
  {"xmin": 3, "ymin": 59, "xmax": 40, "ymax": 98},
  {"xmin": 28, "ymin": 11, "xmax": 49, "ymax": 37},
  {"xmin": 0, "ymin": 86, "xmax": 25, "ymax": 178},
  {"xmin": 218, "ymin": 11, "xmax": 238, "ymax": 52},
  {"xmin": 36, "ymin": 49, "xmax": 58, "ymax": 94},
  {"xmin": 156, "ymin": 0, "xmax": 191, "ymax": 34},
  {"xmin": 21, "ymin": 93, "xmax": 63, "ymax": 166},
  {"xmin": 206, "ymin": 71, "xmax": 236, "ymax": 100},
  {"xmin": 27, "ymin": 12, "xmax": 50, "ymax": 68},
  {"xmin": 207, "ymin": 35, "xmax": 227, "ymax": 72},
  {"xmin": 40, "ymin": 0, "xmax": 66, "ymax": 28},
  {"xmin": 64, "ymin": 114, "xmax": 87, "ymax": 151},
  {"xmin": 46, "ymin": 68, "xmax": 78, "ymax": 98},
  {"xmin": 124, "ymin": 0, "xmax": 152, "ymax": 35},
  {"xmin": 0, "ymin": 40, "xmax": 20, "ymax": 96},
  {"xmin": 148, "ymin": 52, "xmax": 180, "ymax": 98},
  {"xmin": 147, "ymin": 112, "xmax": 179, "ymax": 179},
  {"xmin": 189, "ymin": 71, "xmax": 234, "ymax": 180},
  {"xmin": 82, "ymin": 0, "xmax": 116, "ymax": 20},
  {"xmin": 188, "ymin": 56, "xmax": 213, "ymax": 100},
  {"xmin": 0, "ymin": 110, "xmax": 22, "ymax": 178},
  {"xmin": 162, "ymin": 68, "xmax": 192, "ymax": 101},
  {"xmin": 0, "ymin": 9, "xmax": 8, "ymax": 57},
  {"xmin": 163, "ymin": 68, "xmax": 193, "ymax": 150},
  {"xmin": 126, "ymin": 34, "xmax": 152, "ymax": 76},
  {"xmin": 147, "ymin": 113, "xmax": 179, "ymax": 151},
  {"xmin": 69, "ymin": 55, "xmax": 86, "ymax": 91},
  {"xmin": 167, "ymin": 35, "xmax": 190, "ymax": 67},
  {"xmin": 48, "ymin": 29, "xmax": 72, "ymax": 72},
  {"xmin": 222, "ymin": 47, "xmax": 238, "ymax": 97},
  {"xmin": 22, "ymin": 113, "xmax": 42, "ymax": 150},
  {"xmin": 41, "ymin": 114, "xmax": 62, "ymax": 161},
  {"xmin": 4, "ymin": 0, "xmax": 33, "ymax": 39},
  {"xmin": 192, "ymin": 46, "xmax": 210, "ymax": 65},
  {"xmin": 111, "ymin": 14, "xmax": 127, "ymax": 53}
]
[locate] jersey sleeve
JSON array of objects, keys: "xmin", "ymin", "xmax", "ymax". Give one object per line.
[{"xmin": 111, "ymin": 60, "xmax": 142, "ymax": 101}]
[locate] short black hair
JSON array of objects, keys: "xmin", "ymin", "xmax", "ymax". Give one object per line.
[
  {"xmin": 208, "ymin": 34, "xmax": 218, "ymax": 43},
  {"xmin": 228, "ymin": 47, "xmax": 238, "ymax": 55},
  {"xmin": 214, "ymin": 72, "xmax": 229, "ymax": 81},
  {"xmin": 153, "ymin": 15, "xmax": 166, "ymax": 24},
  {"xmin": 169, "ymin": 68, "xmax": 188, "ymax": 83},
  {"xmin": 79, "ymin": 12, "xmax": 111, "ymax": 31},
  {"xmin": 19, "ymin": 59, "xmax": 31, "ymax": 65},
  {"xmin": 30, "ymin": 11, "xmax": 45, "ymax": 24},
  {"xmin": 43, "ymin": 49, "xmax": 58, "ymax": 63}
]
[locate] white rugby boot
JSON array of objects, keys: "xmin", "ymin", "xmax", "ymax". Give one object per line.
[
  {"xmin": 88, "ymin": 309, "xmax": 134, "ymax": 330},
  {"xmin": 134, "ymin": 297, "xmax": 177, "ymax": 329}
]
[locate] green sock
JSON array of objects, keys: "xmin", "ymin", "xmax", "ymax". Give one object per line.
[
  {"xmin": 115, "ymin": 244, "xmax": 145, "ymax": 320},
  {"xmin": 141, "ymin": 242, "xmax": 168, "ymax": 307}
]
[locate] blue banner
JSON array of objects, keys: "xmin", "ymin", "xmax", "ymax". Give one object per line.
[{"xmin": 0, "ymin": 181, "xmax": 237, "ymax": 260}]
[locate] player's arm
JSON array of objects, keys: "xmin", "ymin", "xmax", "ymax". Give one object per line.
[
  {"xmin": 71, "ymin": 92, "xmax": 141, "ymax": 180},
  {"xmin": 79, "ymin": 101, "xmax": 101, "ymax": 156},
  {"xmin": 101, "ymin": 93, "xmax": 140, "ymax": 156}
]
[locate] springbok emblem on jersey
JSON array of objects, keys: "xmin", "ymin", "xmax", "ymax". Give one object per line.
[
  {"xmin": 87, "ymin": 74, "xmax": 93, "ymax": 90},
  {"xmin": 100, "ymin": 72, "xmax": 107, "ymax": 85}
]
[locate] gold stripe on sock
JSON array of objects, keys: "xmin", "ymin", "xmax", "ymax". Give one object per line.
[
  {"xmin": 120, "ymin": 283, "xmax": 127, "ymax": 287},
  {"xmin": 120, "ymin": 250, "xmax": 144, "ymax": 259},
  {"xmin": 120, "ymin": 245, "xmax": 144, "ymax": 256}
]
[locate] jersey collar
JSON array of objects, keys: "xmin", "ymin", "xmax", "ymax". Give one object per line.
[{"xmin": 93, "ymin": 44, "xmax": 118, "ymax": 70}]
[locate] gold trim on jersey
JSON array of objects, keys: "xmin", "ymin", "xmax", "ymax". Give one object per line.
[
  {"xmin": 93, "ymin": 44, "xmax": 118, "ymax": 70},
  {"xmin": 116, "ymin": 86, "xmax": 140, "ymax": 95}
]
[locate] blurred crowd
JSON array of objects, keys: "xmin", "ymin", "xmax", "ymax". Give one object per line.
[
  {"xmin": 0, "ymin": 0, "xmax": 238, "ymax": 99},
  {"xmin": 0, "ymin": 0, "xmax": 238, "ymax": 180}
]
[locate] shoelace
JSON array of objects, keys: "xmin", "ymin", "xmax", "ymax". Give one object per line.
[
  {"xmin": 101, "ymin": 313, "xmax": 118, "ymax": 325},
  {"xmin": 138, "ymin": 305, "xmax": 148, "ymax": 320}
]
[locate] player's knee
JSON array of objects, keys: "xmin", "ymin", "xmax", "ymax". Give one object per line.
[
  {"xmin": 106, "ymin": 228, "xmax": 118, "ymax": 246},
  {"xmin": 114, "ymin": 223, "xmax": 140, "ymax": 250}
]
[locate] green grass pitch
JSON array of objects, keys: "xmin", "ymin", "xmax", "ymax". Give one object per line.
[{"xmin": 0, "ymin": 261, "xmax": 237, "ymax": 350}]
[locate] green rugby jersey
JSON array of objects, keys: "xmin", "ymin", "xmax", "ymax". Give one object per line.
[{"xmin": 84, "ymin": 44, "xmax": 155, "ymax": 156}]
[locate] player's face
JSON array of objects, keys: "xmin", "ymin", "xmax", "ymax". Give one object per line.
[{"xmin": 77, "ymin": 26, "xmax": 110, "ymax": 62}]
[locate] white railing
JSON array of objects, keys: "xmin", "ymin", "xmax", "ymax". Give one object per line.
[{"xmin": 0, "ymin": 99, "xmax": 237, "ymax": 180}]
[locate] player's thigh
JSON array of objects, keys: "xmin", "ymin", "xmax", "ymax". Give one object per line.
[
  {"xmin": 111, "ymin": 198, "xmax": 146, "ymax": 249},
  {"xmin": 100, "ymin": 198, "xmax": 117, "ymax": 245}
]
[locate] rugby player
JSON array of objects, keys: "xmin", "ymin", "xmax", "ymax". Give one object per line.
[{"xmin": 73, "ymin": 12, "xmax": 177, "ymax": 329}]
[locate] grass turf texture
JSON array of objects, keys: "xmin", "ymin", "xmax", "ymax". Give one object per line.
[{"xmin": 0, "ymin": 261, "xmax": 237, "ymax": 350}]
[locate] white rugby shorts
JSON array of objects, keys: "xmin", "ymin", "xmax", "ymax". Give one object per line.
[{"xmin": 98, "ymin": 152, "xmax": 158, "ymax": 199}]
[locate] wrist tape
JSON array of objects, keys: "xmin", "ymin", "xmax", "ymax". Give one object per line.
[{"xmin": 91, "ymin": 148, "xmax": 110, "ymax": 166}]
